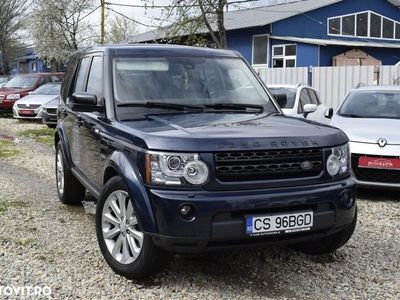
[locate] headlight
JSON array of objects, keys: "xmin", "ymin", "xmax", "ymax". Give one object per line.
[
  {"xmin": 6, "ymin": 94, "xmax": 20, "ymax": 100},
  {"xmin": 327, "ymin": 144, "xmax": 349, "ymax": 176},
  {"xmin": 146, "ymin": 153, "xmax": 209, "ymax": 186}
]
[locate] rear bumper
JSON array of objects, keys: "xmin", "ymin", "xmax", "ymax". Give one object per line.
[{"xmin": 146, "ymin": 177, "xmax": 356, "ymax": 253}]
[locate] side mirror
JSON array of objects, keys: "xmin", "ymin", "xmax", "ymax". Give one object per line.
[
  {"xmin": 325, "ymin": 108, "xmax": 334, "ymax": 119},
  {"xmin": 70, "ymin": 93, "xmax": 102, "ymax": 112},
  {"xmin": 303, "ymin": 103, "xmax": 317, "ymax": 118},
  {"xmin": 274, "ymin": 94, "xmax": 287, "ymax": 108}
]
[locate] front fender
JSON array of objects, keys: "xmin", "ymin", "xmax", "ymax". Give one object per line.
[
  {"xmin": 56, "ymin": 124, "xmax": 73, "ymax": 170},
  {"xmin": 104, "ymin": 151, "xmax": 158, "ymax": 234}
]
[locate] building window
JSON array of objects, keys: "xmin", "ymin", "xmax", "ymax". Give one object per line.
[
  {"xmin": 328, "ymin": 10, "xmax": 400, "ymax": 41},
  {"xmin": 252, "ymin": 35, "xmax": 269, "ymax": 65},
  {"xmin": 272, "ymin": 44, "xmax": 296, "ymax": 68},
  {"xmin": 328, "ymin": 18, "xmax": 341, "ymax": 34},
  {"xmin": 356, "ymin": 13, "xmax": 368, "ymax": 37}
]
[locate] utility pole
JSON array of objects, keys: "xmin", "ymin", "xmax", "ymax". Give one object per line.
[{"xmin": 100, "ymin": 0, "xmax": 105, "ymax": 44}]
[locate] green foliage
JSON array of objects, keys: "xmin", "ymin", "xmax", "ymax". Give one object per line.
[{"xmin": 0, "ymin": 140, "xmax": 19, "ymax": 159}]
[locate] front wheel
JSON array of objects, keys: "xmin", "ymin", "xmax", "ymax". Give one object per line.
[
  {"xmin": 96, "ymin": 176, "xmax": 171, "ymax": 279},
  {"xmin": 290, "ymin": 208, "xmax": 357, "ymax": 255}
]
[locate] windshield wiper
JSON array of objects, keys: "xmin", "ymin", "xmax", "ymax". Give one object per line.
[
  {"xmin": 204, "ymin": 103, "xmax": 264, "ymax": 113},
  {"xmin": 340, "ymin": 113, "xmax": 364, "ymax": 118},
  {"xmin": 117, "ymin": 101, "xmax": 204, "ymax": 111}
]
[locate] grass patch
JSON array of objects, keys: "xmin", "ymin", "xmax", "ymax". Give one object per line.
[
  {"xmin": 20, "ymin": 128, "xmax": 55, "ymax": 145},
  {"xmin": 16, "ymin": 238, "xmax": 35, "ymax": 246},
  {"xmin": 0, "ymin": 140, "xmax": 19, "ymax": 159},
  {"xmin": 0, "ymin": 201, "xmax": 8, "ymax": 213}
]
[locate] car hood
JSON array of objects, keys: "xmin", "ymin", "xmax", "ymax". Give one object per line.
[
  {"xmin": 15, "ymin": 94, "xmax": 58, "ymax": 105},
  {"xmin": 331, "ymin": 115, "xmax": 400, "ymax": 145},
  {"xmin": 0, "ymin": 87, "xmax": 31, "ymax": 94},
  {"xmin": 111, "ymin": 112, "xmax": 348, "ymax": 152},
  {"xmin": 44, "ymin": 98, "xmax": 59, "ymax": 108}
]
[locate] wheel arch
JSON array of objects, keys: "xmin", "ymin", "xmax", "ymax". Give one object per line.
[
  {"xmin": 55, "ymin": 125, "xmax": 73, "ymax": 170},
  {"xmin": 102, "ymin": 151, "xmax": 157, "ymax": 234}
]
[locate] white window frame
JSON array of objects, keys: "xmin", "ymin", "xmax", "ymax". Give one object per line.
[
  {"xmin": 327, "ymin": 10, "xmax": 400, "ymax": 41},
  {"xmin": 272, "ymin": 44, "xmax": 297, "ymax": 68},
  {"xmin": 252, "ymin": 34, "xmax": 270, "ymax": 67}
]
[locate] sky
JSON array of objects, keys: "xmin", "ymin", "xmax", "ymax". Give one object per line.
[{"xmin": 90, "ymin": 0, "xmax": 298, "ymax": 34}]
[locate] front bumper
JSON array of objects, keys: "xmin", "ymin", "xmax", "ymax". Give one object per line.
[
  {"xmin": 0, "ymin": 99, "xmax": 15, "ymax": 111},
  {"xmin": 13, "ymin": 105, "xmax": 44, "ymax": 119},
  {"xmin": 41, "ymin": 110, "xmax": 57, "ymax": 125},
  {"xmin": 147, "ymin": 177, "xmax": 356, "ymax": 253},
  {"xmin": 350, "ymin": 141, "xmax": 400, "ymax": 189}
]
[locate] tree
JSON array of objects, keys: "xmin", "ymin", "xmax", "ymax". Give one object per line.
[
  {"xmin": 143, "ymin": 0, "xmax": 228, "ymax": 48},
  {"xmin": 0, "ymin": 0, "xmax": 30, "ymax": 74},
  {"xmin": 30, "ymin": 0, "xmax": 97, "ymax": 67},
  {"xmin": 105, "ymin": 16, "xmax": 138, "ymax": 44}
]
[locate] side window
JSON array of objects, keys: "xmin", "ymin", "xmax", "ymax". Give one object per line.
[
  {"xmin": 307, "ymin": 89, "xmax": 320, "ymax": 105},
  {"xmin": 74, "ymin": 57, "xmax": 91, "ymax": 93},
  {"xmin": 86, "ymin": 56, "xmax": 103, "ymax": 98},
  {"xmin": 298, "ymin": 89, "xmax": 312, "ymax": 113},
  {"xmin": 39, "ymin": 76, "xmax": 51, "ymax": 86}
]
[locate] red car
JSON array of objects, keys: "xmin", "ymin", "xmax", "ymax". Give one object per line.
[{"xmin": 0, "ymin": 73, "xmax": 64, "ymax": 111}]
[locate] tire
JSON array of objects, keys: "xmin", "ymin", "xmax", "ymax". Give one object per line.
[
  {"xmin": 55, "ymin": 142, "xmax": 86, "ymax": 205},
  {"xmin": 96, "ymin": 176, "xmax": 171, "ymax": 280},
  {"xmin": 290, "ymin": 208, "xmax": 357, "ymax": 255}
]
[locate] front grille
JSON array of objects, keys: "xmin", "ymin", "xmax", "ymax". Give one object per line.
[
  {"xmin": 17, "ymin": 104, "xmax": 41, "ymax": 109},
  {"xmin": 46, "ymin": 108, "xmax": 57, "ymax": 115},
  {"xmin": 215, "ymin": 148, "xmax": 323, "ymax": 181},
  {"xmin": 352, "ymin": 154, "xmax": 400, "ymax": 184}
]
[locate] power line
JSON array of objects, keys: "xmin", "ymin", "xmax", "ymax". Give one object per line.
[
  {"xmin": 104, "ymin": 0, "xmax": 264, "ymax": 9},
  {"xmin": 105, "ymin": 6, "xmax": 160, "ymax": 28}
]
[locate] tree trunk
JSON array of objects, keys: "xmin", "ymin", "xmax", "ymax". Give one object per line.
[{"xmin": 216, "ymin": 0, "xmax": 227, "ymax": 48}]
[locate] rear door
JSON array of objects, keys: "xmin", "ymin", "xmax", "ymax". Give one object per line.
[
  {"xmin": 77, "ymin": 55, "xmax": 105, "ymax": 186},
  {"xmin": 65, "ymin": 56, "xmax": 92, "ymax": 168}
]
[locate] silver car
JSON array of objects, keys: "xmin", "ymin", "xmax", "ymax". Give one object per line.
[
  {"xmin": 268, "ymin": 84, "xmax": 332, "ymax": 124},
  {"xmin": 331, "ymin": 85, "xmax": 400, "ymax": 189},
  {"xmin": 13, "ymin": 83, "xmax": 61, "ymax": 120}
]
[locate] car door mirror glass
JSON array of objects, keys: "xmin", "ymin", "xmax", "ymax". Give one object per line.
[{"xmin": 325, "ymin": 108, "xmax": 334, "ymax": 119}]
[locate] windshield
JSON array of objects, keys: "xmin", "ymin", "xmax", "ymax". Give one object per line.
[
  {"xmin": 32, "ymin": 83, "xmax": 61, "ymax": 95},
  {"xmin": 4, "ymin": 75, "xmax": 37, "ymax": 89},
  {"xmin": 112, "ymin": 56, "xmax": 276, "ymax": 112},
  {"xmin": 339, "ymin": 91, "xmax": 400, "ymax": 119},
  {"xmin": 268, "ymin": 87, "xmax": 296, "ymax": 109}
]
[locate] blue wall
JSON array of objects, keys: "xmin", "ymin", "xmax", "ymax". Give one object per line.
[
  {"xmin": 226, "ymin": 0, "xmax": 400, "ymax": 67},
  {"xmin": 227, "ymin": 25, "xmax": 271, "ymax": 64}
]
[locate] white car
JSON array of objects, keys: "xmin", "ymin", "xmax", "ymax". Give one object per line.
[
  {"xmin": 13, "ymin": 83, "xmax": 61, "ymax": 120},
  {"xmin": 330, "ymin": 85, "xmax": 400, "ymax": 189},
  {"xmin": 268, "ymin": 84, "xmax": 332, "ymax": 124}
]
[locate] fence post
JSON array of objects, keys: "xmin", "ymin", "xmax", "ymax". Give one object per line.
[{"xmin": 308, "ymin": 65, "xmax": 313, "ymax": 86}]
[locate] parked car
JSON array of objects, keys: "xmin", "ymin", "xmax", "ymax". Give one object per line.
[
  {"xmin": 330, "ymin": 85, "xmax": 400, "ymax": 189},
  {"xmin": 268, "ymin": 84, "xmax": 332, "ymax": 124},
  {"xmin": 13, "ymin": 82, "xmax": 61, "ymax": 122},
  {"xmin": 0, "ymin": 73, "xmax": 63, "ymax": 111},
  {"xmin": 41, "ymin": 97, "xmax": 59, "ymax": 128},
  {"xmin": 55, "ymin": 45, "xmax": 356, "ymax": 279}
]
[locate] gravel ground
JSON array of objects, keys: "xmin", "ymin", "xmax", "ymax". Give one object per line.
[{"xmin": 0, "ymin": 116, "xmax": 399, "ymax": 299}]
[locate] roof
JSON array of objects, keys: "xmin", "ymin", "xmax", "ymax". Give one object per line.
[
  {"xmin": 354, "ymin": 85, "xmax": 400, "ymax": 91},
  {"xmin": 270, "ymin": 36, "xmax": 400, "ymax": 48},
  {"xmin": 133, "ymin": 0, "xmax": 342, "ymax": 42},
  {"xmin": 80, "ymin": 44, "xmax": 239, "ymax": 57}
]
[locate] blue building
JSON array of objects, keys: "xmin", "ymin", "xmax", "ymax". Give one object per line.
[
  {"xmin": 13, "ymin": 48, "xmax": 51, "ymax": 74},
  {"xmin": 134, "ymin": 0, "xmax": 400, "ymax": 67}
]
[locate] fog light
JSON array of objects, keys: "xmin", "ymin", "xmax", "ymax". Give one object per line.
[
  {"xmin": 179, "ymin": 204, "xmax": 195, "ymax": 221},
  {"xmin": 180, "ymin": 205, "xmax": 192, "ymax": 216}
]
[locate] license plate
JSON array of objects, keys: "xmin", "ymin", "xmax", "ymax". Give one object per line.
[
  {"xmin": 19, "ymin": 109, "xmax": 34, "ymax": 115},
  {"xmin": 358, "ymin": 157, "xmax": 400, "ymax": 170},
  {"xmin": 246, "ymin": 211, "xmax": 313, "ymax": 236}
]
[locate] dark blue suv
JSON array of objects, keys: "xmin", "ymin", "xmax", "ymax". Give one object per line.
[{"xmin": 55, "ymin": 45, "xmax": 357, "ymax": 279}]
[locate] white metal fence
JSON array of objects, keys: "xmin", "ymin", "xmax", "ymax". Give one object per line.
[{"xmin": 254, "ymin": 65, "xmax": 400, "ymax": 109}]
